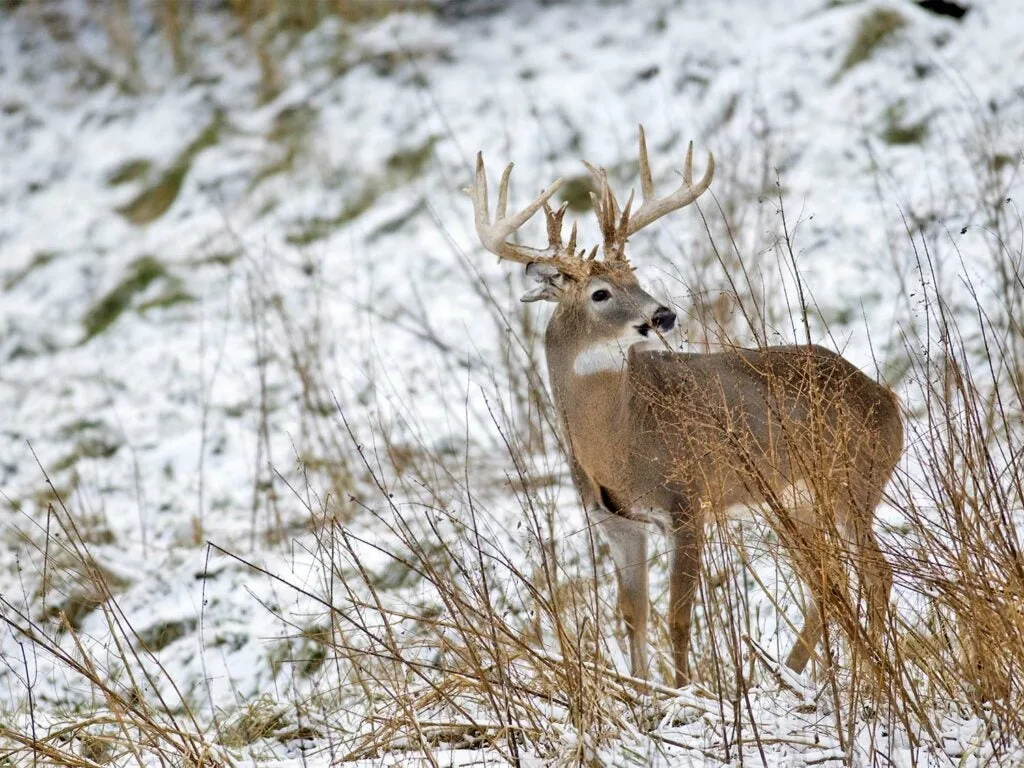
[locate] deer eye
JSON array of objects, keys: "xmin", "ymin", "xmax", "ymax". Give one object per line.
[{"xmin": 591, "ymin": 289, "xmax": 611, "ymax": 303}]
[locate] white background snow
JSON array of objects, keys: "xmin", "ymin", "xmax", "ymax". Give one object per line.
[{"xmin": 1, "ymin": 0, "xmax": 1022, "ymax": 765}]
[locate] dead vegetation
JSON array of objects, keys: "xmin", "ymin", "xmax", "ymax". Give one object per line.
[{"xmin": 1, "ymin": 3, "xmax": 1023, "ymax": 766}]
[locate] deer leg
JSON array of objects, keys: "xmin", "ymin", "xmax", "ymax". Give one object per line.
[
  {"xmin": 779, "ymin": 487, "xmax": 827, "ymax": 674},
  {"xmin": 785, "ymin": 597, "xmax": 823, "ymax": 673},
  {"xmin": 786, "ymin": 522, "xmax": 890, "ymax": 674},
  {"xmin": 592, "ymin": 507, "xmax": 650, "ymax": 679},
  {"xmin": 834, "ymin": 479, "xmax": 893, "ymax": 647},
  {"xmin": 848, "ymin": 516, "xmax": 893, "ymax": 642},
  {"xmin": 784, "ymin": 486, "xmax": 893, "ymax": 673},
  {"xmin": 669, "ymin": 509, "xmax": 703, "ymax": 687}
]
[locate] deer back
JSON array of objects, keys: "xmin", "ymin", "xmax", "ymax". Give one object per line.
[{"xmin": 623, "ymin": 344, "xmax": 903, "ymax": 515}]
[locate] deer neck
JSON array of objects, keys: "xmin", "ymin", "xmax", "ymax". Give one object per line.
[{"xmin": 545, "ymin": 326, "xmax": 636, "ymax": 486}]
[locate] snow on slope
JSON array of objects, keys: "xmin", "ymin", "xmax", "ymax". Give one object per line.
[{"xmin": 1, "ymin": 0, "xmax": 1022, "ymax": 765}]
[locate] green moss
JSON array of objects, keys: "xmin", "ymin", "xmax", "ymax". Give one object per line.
[
  {"xmin": 559, "ymin": 174, "xmax": 595, "ymax": 213},
  {"xmin": 269, "ymin": 623, "xmax": 332, "ymax": 679},
  {"xmin": 136, "ymin": 618, "xmax": 197, "ymax": 651},
  {"xmin": 366, "ymin": 199, "xmax": 426, "ymax": 242},
  {"xmin": 106, "ymin": 158, "xmax": 152, "ymax": 186},
  {"xmin": 202, "ymin": 250, "xmax": 242, "ymax": 267},
  {"xmin": 269, "ymin": 103, "xmax": 317, "ymax": 143},
  {"xmin": 117, "ymin": 163, "xmax": 187, "ymax": 225},
  {"xmin": 137, "ymin": 284, "xmax": 195, "ymax": 313},
  {"xmin": 3, "ymin": 250, "xmax": 59, "ymax": 291},
  {"xmin": 385, "ymin": 136, "xmax": 438, "ymax": 181},
  {"xmin": 250, "ymin": 105, "xmax": 318, "ymax": 192},
  {"xmin": 990, "ymin": 153, "xmax": 1017, "ymax": 173},
  {"xmin": 53, "ymin": 438, "xmax": 121, "ymax": 471},
  {"xmin": 82, "ymin": 256, "xmax": 167, "ymax": 341},
  {"xmin": 880, "ymin": 103, "xmax": 928, "ymax": 145},
  {"xmin": 37, "ymin": 554, "xmax": 131, "ymax": 630},
  {"xmin": 52, "ymin": 418, "xmax": 123, "ymax": 472},
  {"xmin": 250, "ymin": 150, "xmax": 297, "ymax": 190},
  {"xmin": 297, "ymin": 624, "xmax": 331, "ymax": 678},
  {"xmin": 881, "ymin": 116, "xmax": 928, "ymax": 145},
  {"xmin": 285, "ymin": 187, "xmax": 378, "ymax": 245},
  {"xmin": 116, "ymin": 114, "xmax": 223, "ymax": 225},
  {"xmin": 57, "ymin": 418, "xmax": 106, "ymax": 439},
  {"xmin": 837, "ymin": 8, "xmax": 906, "ymax": 76},
  {"xmin": 255, "ymin": 197, "xmax": 280, "ymax": 219}
]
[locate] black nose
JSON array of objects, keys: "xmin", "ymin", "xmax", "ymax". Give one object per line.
[{"xmin": 651, "ymin": 306, "xmax": 676, "ymax": 332}]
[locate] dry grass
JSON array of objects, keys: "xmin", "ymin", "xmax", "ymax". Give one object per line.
[
  {"xmin": 4, "ymin": 245, "xmax": 1023, "ymax": 765},
  {"xmin": 4, "ymin": 163, "xmax": 1023, "ymax": 766},
  {"xmin": 4, "ymin": 148, "xmax": 1023, "ymax": 766},
  {"xmin": 2, "ymin": 6, "xmax": 1023, "ymax": 761},
  {"xmin": 22, "ymin": 0, "xmax": 435, "ymax": 97},
  {"xmin": 0, "ymin": 470, "xmax": 227, "ymax": 767}
]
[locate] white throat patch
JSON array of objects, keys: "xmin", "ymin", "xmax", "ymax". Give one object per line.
[{"xmin": 573, "ymin": 335, "xmax": 659, "ymax": 376}]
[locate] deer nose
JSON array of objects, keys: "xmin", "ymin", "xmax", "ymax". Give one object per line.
[{"xmin": 651, "ymin": 306, "xmax": 676, "ymax": 332}]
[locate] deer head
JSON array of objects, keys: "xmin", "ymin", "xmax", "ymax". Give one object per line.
[{"xmin": 467, "ymin": 126, "xmax": 714, "ymax": 369}]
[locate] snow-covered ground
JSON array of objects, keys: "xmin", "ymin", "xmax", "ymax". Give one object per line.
[{"xmin": 1, "ymin": 0, "xmax": 1022, "ymax": 765}]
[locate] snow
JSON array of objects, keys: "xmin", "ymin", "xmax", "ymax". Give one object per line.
[{"xmin": 1, "ymin": 0, "xmax": 1022, "ymax": 765}]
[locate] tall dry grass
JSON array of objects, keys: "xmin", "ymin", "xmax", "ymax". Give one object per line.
[
  {"xmin": 4, "ymin": 170, "xmax": 1022, "ymax": 766},
  {"xmin": 4, "ymin": 223, "xmax": 1023, "ymax": 765},
  {"xmin": 2, "ymin": 5, "xmax": 1023, "ymax": 762}
]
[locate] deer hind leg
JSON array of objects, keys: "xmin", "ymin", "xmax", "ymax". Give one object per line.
[
  {"xmin": 785, "ymin": 597, "xmax": 823, "ymax": 673},
  {"xmin": 592, "ymin": 508, "xmax": 650, "ymax": 679},
  {"xmin": 845, "ymin": 498, "xmax": 893, "ymax": 644},
  {"xmin": 668, "ymin": 510, "xmax": 703, "ymax": 687},
  {"xmin": 783, "ymin": 484, "xmax": 893, "ymax": 673},
  {"xmin": 777, "ymin": 481, "xmax": 829, "ymax": 674}
]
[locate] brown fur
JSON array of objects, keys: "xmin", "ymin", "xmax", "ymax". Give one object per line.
[
  {"xmin": 545, "ymin": 269, "xmax": 903, "ymax": 685},
  {"xmin": 468, "ymin": 134, "xmax": 899, "ymax": 685}
]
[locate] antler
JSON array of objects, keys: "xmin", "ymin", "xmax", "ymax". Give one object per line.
[
  {"xmin": 586, "ymin": 126, "xmax": 715, "ymax": 261},
  {"xmin": 466, "ymin": 153, "xmax": 588, "ymax": 276},
  {"xmin": 468, "ymin": 129, "xmax": 714, "ymax": 274}
]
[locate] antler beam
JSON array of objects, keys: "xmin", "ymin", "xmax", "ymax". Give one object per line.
[{"xmin": 467, "ymin": 154, "xmax": 584, "ymax": 271}]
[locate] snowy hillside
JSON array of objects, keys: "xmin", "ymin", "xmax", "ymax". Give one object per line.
[{"xmin": 1, "ymin": 0, "xmax": 1022, "ymax": 765}]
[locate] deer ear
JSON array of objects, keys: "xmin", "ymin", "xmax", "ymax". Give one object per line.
[{"xmin": 522, "ymin": 262, "xmax": 566, "ymax": 303}]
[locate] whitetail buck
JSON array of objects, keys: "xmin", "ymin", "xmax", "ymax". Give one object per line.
[{"xmin": 467, "ymin": 127, "xmax": 903, "ymax": 686}]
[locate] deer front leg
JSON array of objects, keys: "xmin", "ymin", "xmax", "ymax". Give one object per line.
[
  {"xmin": 669, "ymin": 507, "xmax": 703, "ymax": 687},
  {"xmin": 569, "ymin": 458, "xmax": 650, "ymax": 678},
  {"xmin": 592, "ymin": 506, "xmax": 650, "ymax": 679}
]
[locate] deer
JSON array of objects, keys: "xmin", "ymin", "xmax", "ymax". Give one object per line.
[{"xmin": 467, "ymin": 127, "xmax": 903, "ymax": 687}]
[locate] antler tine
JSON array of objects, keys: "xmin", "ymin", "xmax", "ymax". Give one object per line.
[
  {"xmin": 468, "ymin": 152, "xmax": 565, "ymax": 266},
  {"xmin": 586, "ymin": 157, "xmax": 645, "ymax": 261},
  {"xmin": 470, "ymin": 152, "xmax": 491, "ymax": 224},
  {"xmin": 469, "ymin": 132, "xmax": 713, "ymax": 273},
  {"xmin": 566, "ymin": 221, "xmax": 578, "ymax": 256},
  {"xmin": 543, "ymin": 201, "xmax": 569, "ymax": 252},
  {"xmin": 625, "ymin": 130, "xmax": 715, "ymax": 238},
  {"xmin": 606, "ymin": 189, "xmax": 635, "ymax": 261},
  {"xmin": 583, "ymin": 160, "xmax": 621, "ymax": 221},
  {"xmin": 497, "ymin": 162, "xmax": 512, "ymax": 220},
  {"xmin": 638, "ymin": 125, "xmax": 654, "ymax": 201},
  {"xmin": 682, "ymin": 140, "xmax": 693, "ymax": 187},
  {"xmin": 584, "ymin": 160, "xmax": 627, "ymax": 260}
]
